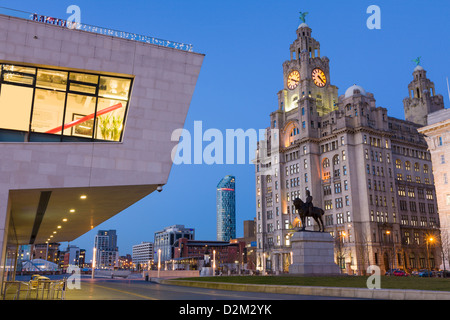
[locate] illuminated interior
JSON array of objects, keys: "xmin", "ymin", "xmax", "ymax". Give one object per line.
[
  {"xmin": 0, "ymin": 63, "xmax": 133, "ymax": 142},
  {"xmin": 283, "ymin": 121, "xmax": 300, "ymax": 147}
]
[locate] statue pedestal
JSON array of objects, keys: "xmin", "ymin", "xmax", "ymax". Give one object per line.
[
  {"xmin": 200, "ymin": 267, "xmax": 213, "ymax": 276},
  {"xmin": 289, "ymin": 231, "xmax": 341, "ymax": 276}
]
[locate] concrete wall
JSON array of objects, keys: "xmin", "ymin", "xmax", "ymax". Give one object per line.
[
  {"xmin": 0, "ymin": 14, "xmax": 204, "ymax": 189},
  {"xmin": 0, "ymin": 14, "xmax": 204, "ymax": 286},
  {"xmin": 144, "ymin": 270, "xmax": 200, "ymax": 279}
]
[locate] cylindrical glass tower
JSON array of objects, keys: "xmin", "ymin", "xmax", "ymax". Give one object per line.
[{"xmin": 216, "ymin": 175, "xmax": 236, "ymax": 241}]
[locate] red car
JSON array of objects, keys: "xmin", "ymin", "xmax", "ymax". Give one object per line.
[{"xmin": 393, "ymin": 270, "xmax": 409, "ymax": 277}]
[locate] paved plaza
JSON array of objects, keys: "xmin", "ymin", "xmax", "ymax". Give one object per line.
[{"xmin": 3, "ymin": 275, "xmax": 352, "ymax": 300}]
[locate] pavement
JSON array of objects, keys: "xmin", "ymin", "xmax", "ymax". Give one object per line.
[
  {"xmin": 3, "ymin": 274, "xmax": 450, "ymax": 300},
  {"xmin": 153, "ymin": 277, "xmax": 450, "ymax": 300},
  {"xmin": 1, "ymin": 277, "xmax": 353, "ymax": 300}
]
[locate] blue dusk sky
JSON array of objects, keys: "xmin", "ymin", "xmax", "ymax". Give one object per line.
[{"xmin": 3, "ymin": 0, "xmax": 449, "ymax": 260}]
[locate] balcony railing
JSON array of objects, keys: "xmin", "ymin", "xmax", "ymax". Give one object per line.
[{"xmin": 0, "ymin": 6, "xmax": 194, "ymax": 52}]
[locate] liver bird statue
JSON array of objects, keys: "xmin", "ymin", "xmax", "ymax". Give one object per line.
[
  {"xmin": 299, "ymin": 12, "xmax": 308, "ymax": 24},
  {"xmin": 412, "ymin": 56, "xmax": 422, "ymax": 66}
]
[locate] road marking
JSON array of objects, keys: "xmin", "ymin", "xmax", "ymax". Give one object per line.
[
  {"xmin": 92, "ymin": 283, "xmax": 159, "ymax": 300},
  {"xmin": 157, "ymin": 283, "xmax": 284, "ymax": 300}
]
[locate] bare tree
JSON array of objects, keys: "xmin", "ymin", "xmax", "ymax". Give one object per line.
[
  {"xmin": 334, "ymin": 229, "xmax": 350, "ymax": 273},
  {"xmin": 439, "ymin": 228, "xmax": 450, "ymax": 274}
]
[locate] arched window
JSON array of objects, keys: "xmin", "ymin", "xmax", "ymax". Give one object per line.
[
  {"xmin": 333, "ymin": 155, "xmax": 340, "ymax": 166},
  {"xmin": 284, "ymin": 122, "xmax": 299, "ymax": 148},
  {"xmin": 395, "ymin": 159, "xmax": 402, "ymax": 169},
  {"xmin": 323, "ymin": 158, "xmax": 330, "ymax": 168},
  {"xmin": 409, "ymin": 253, "xmax": 417, "ymax": 269},
  {"xmin": 423, "ymin": 164, "xmax": 429, "ymax": 174},
  {"xmin": 414, "ymin": 163, "xmax": 420, "ymax": 172},
  {"xmin": 289, "ymin": 127, "xmax": 299, "ymax": 137},
  {"xmin": 405, "ymin": 161, "xmax": 411, "ymax": 171}
]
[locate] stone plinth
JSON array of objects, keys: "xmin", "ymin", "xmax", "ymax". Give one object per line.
[
  {"xmin": 289, "ymin": 231, "xmax": 341, "ymax": 276},
  {"xmin": 200, "ymin": 267, "xmax": 214, "ymax": 276}
]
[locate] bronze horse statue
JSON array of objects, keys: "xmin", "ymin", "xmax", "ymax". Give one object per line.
[{"xmin": 293, "ymin": 197, "xmax": 325, "ymax": 232}]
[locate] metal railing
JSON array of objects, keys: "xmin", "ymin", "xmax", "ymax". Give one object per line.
[{"xmin": 0, "ymin": 6, "xmax": 194, "ymax": 52}]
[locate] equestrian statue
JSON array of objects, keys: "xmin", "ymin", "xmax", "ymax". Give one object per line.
[{"xmin": 293, "ymin": 190, "xmax": 325, "ymax": 232}]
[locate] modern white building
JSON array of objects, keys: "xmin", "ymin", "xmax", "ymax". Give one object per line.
[
  {"xmin": 0, "ymin": 8, "xmax": 203, "ymax": 289},
  {"xmin": 154, "ymin": 225, "xmax": 195, "ymax": 263},
  {"xmin": 94, "ymin": 230, "xmax": 118, "ymax": 269},
  {"xmin": 65, "ymin": 244, "xmax": 83, "ymax": 267},
  {"xmin": 132, "ymin": 242, "xmax": 154, "ymax": 268}
]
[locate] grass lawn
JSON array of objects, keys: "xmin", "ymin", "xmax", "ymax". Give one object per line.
[{"xmin": 175, "ymin": 275, "xmax": 450, "ymax": 292}]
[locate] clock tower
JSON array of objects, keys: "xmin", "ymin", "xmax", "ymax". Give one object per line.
[
  {"xmin": 403, "ymin": 64, "xmax": 445, "ymax": 126},
  {"xmin": 278, "ymin": 21, "xmax": 338, "ymax": 116},
  {"xmin": 256, "ymin": 13, "xmax": 442, "ymax": 275}
]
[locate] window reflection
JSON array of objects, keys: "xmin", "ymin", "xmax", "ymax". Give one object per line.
[
  {"xmin": 3, "ymin": 65, "xmax": 36, "ymax": 74},
  {"xmin": 36, "ymin": 69, "xmax": 68, "ymax": 91},
  {"xmin": 69, "ymin": 83, "xmax": 96, "ymax": 95},
  {"xmin": 69, "ymin": 73, "xmax": 98, "ymax": 85},
  {"xmin": 99, "ymin": 76, "xmax": 131, "ymax": 101},
  {"xmin": 2, "ymin": 72, "xmax": 34, "ymax": 85}
]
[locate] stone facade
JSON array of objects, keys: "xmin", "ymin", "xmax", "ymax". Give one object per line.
[
  {"xmin": 403, "ymin": 66, "xmax": 445, "ymax": 126},
  {"xmin": 289, "ymin": 231, "xmax": 340, "ymax": 275},
  {"xmin": 254, "ymin": 22, "xmax": 441, "ymax": 275},
  {"xmin": 418, "ymin": 109, "xmax": 450, "ymax": 269}
]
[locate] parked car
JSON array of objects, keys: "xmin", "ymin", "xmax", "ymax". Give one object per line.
[
  {"xmin": 436, "ymin": 270, "xmax": 450, "ymax": 278},
  {"xmin": 385, "ymin": 269, "xmax": 398, "ymax": 276},
  {"xmin": 418, "ymin": 269, "xmax": 433, "ymax": 277},
  {"xmin": 393, "ymin": 270, "xmax": 409, "ymax": 277},
  {"xmin": 411, "ymin": 270, "xmax": 419, "ymax": 276}
]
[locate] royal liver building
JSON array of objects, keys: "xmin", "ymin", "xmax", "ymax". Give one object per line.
[{"xmin": 254, "ymin": 20, "xmax": 444, "ymax": 274}]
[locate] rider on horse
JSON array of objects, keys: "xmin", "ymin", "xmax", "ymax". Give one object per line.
[{"xmin": 305, "ymin": 190, "xmax": 313, "ymax": 217}]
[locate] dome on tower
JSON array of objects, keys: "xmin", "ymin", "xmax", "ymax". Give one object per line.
[
  {"xmin": 298, "ymin": 22, "xmax": 309, "ymax": 28},
  {"xmin": 344, "ymin": 84, "xmax": 367, "ymax": 98},
  {"xmin": 414, "ymin": 65, "xmax": 424, "ymax": 72}
]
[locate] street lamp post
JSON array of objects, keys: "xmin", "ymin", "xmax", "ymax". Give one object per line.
[
  {"xmin": 336, "ymin": 230, "xmax": 346, "ymax": 272},
  {"xmin": 157, "ymin": 249, "xmax": 161, "ymax": 278},
  {"xmin": 385, "ymin": 230, "xmax": 394, "ymax": 272},
  {"xmin": 263, "ymin": 253, "xmax": 266, "ymax": 275},
  {"xmin": 213, "ymin": 250, "xmax": 216, "ymax": 276},
  {"xmin": 92, "ymin": 247, "xmax": 96, "ymax": 279},
  {"xmin": 426, "ymin": 236, "xmax": 434, "ymax": 271}
]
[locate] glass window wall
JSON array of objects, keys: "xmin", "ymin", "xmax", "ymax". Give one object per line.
[
  {"xmin": 95, "ymin": 98, "xmax": 127, "ymax": 141},
  {"xmin": 63, "ymin": 94, "xmax": 97, "ymax": 138},
  {"xmin": 0, "ymin": 84, "xmax": 34, "ymax": 131},
  {"xmin": 99, "ymin": 76, "xmax": 131, "ymax": 101},
  {"xmin": 0, "ymin": 62, "xmax": 133, "ymax": 142},
  {"xmin": 36, "ymin": 69, "xmax": 67, "ymax": 90},
  {"xmin": 31, "ymin": 89, "xmax": 66, "ymax": 133}
]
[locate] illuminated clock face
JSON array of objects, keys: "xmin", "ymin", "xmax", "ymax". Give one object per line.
[
  {"xmin": 312, "ymin": 68, "xmax": 327, "ymax": 87},
  {"xmin": 287, "ymin": 70, "xmax": 300, "ymax": 90}
]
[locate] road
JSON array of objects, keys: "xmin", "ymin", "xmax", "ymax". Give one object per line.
[
  {"xmin": 61, "ymin": 278, "xmax": 357, "ymax": 300},
  {"xmin": 7, "ymin": 276, "xmax": 366, "ymax": 317}
]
